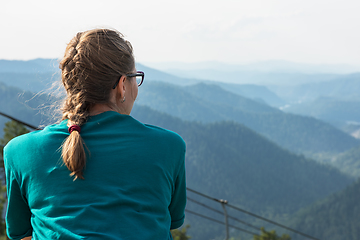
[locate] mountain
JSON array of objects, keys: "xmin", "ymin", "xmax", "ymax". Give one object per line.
[
  {"xmin": 144, "ymin": 60, "xmax": 360, "ymax": 74},
  {"xmin": 0, "ymin": 80, "xmax": 355, "ymax": 240},
  {"xmin": 136, "ymin": 81, "xmax": 360, "ymax": 155},
  {"xmin": 1, "ymin": 59, "xmax": 359, "ymax": 161},
  {"xmin": 282, "ymin": 97, "xmax": 360, "ymax": 129},
  {"xmin": 0, "ymin": 59, "xmax": 286, "ymax": 109},
  {"xmin": 220, "ymin": 83, "xmax": 286, "ymax": 107},
  {"xmin": 0, "ymin": 82, "xmax": 55, "ymax": 137},
  {"xmin": 137, "ymin": 62, "xmax": 286, "ymax": 107},
  {"xmin": 329, "ymin": 146, "xmax": 360, "ymax": 178},
  {"xmin": 0, "ymin": 58, "xmax": 59, "ymax": 73},
  {"xmin": 131, "ymin": 104, "xmax": 353, "ymax": 240},
  {"xmin": 144, "ymin": 60, "xmax": 360, "ymax": 86},
  {"xmin": 136, "ymin": 63, "xmax": 199, "ymax": 86},
  {"xmin": 270, "ymin": 73, "xmax": 360, "ymax": 103},
  {"xmin": 289, "ymin": 178, "xmax": 360, "ymax": 240},
  {"xmin": 164, "ymin": 68, "xmax": 342, "ymax": 85},
  {"xmin": 0, "ymin": 72, "xmax": 59, "ymax": 93}
]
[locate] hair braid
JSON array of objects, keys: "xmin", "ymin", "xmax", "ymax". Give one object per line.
[
  {"xmin": 60, "ymin": 32, "xmax": 89, "ymax": 180},
  {"xmin": 59, "ymin": 29, "xmax": 135, "ymax": 180}
]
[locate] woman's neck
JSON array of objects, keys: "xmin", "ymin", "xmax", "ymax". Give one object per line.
[{"xmin": 89, "ymin": 103, "xmax": 123, "ymax": 116}]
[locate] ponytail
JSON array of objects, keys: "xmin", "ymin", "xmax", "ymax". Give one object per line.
[{"xmin": 61, "ymin": 127, "xmax": 86, "ymax": 180}]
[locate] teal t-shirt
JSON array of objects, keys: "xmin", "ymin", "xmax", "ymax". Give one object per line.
[{"xmin": 4, "ymin": 111, "xmax": 186, "ymax": 240}]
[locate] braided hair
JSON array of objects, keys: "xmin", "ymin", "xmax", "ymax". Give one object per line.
[{"xmin": 59, "ymin": 29, "xmax": 134, "ymax": 180}]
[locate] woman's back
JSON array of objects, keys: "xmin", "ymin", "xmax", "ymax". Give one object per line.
[{"xmin": 5, "ymin": 111, "xmax": 186, "ymax": 239}]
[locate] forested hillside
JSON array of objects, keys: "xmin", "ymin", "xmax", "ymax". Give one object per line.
[
  {"xmin": 0, "ymin": 80, "xmax": 354, "ymax": 239},
  {"xmin": 136, "ymin": 81, "xmax": 360, "ymax": 155},
  {"xmin": 329, "ymin": 146, "xmax": 360, "ymax": 178},
  {"xmin": 1, "ymin": 59, "xmax": 359, "ymax": 239},
  {"xmin": 132, "ymin": 104, "xmax": 353, "ymax": 212},
  {"xmin": 283, "ymin": 97, "xmax": 360, "ymax": 127},
  {"xmin": 290, "ymin": 178, "xmax": 360, "ymax": 240},
  {"xmin": 131, "ymin": 105, "xmax": 353, "ymax": 240}
]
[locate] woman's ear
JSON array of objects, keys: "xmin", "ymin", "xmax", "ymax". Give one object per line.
[{"xmin": 115, "ymin": 75, "xmax": 127, "ymax": 98}]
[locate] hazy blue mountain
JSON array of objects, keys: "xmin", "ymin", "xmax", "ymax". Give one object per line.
[
  {"xmin": 270, "ymin": 73, "xmax": 360, "ymax": 103},
  {"xmin": 132, "ymin": 105, "xmax": 353, "ymax": 240},
  {"xmin": 144, "ymin": 60, "xmax": 360, "ymax": 74},
  {"xmin": 136, "ymin": 63, "xmax": 199, "ymax": 86},
  {"xmin": 164, "ymin": 68, "xmax": 342, "ymax": 85},
  {"xmin": 0, "ymin": 82, "xmax": 56, "ymax": 137},
  {"xmin": 1, "ymin": 59, "xmax": 359, "ymax": 158},
  {"xmin": 137, "ymin": 62, "xmax": 287, "ymax": 107},
  {"xmin": 1, "ymin": 83, "xmax": 351, "ymax": 216},
  {"xmin": 0, "ymin": 59, "xmax": 286, "ymax": 109},
  {"xmin": 283, "ymin": 97, "xmax": 360, "ymax": 129},
  {"xmin": 220, "ymin": 83, "xmax": 286, "ymax": 107},
  {"xmin": 183, "ymin": 83, "xmax": 280, "ymax": 114},
  {"xmin": 0, "ymin": 72, "xmax": 59, "ymax": 93},
  {"xmin": 144, "ymin": 60, "xmax": 360, "ymax": 87},
  {"xmin": 289, "ymin": 178, "xmax": 360, "ymax": 240},
  {"xmin": 0, "ymin": 59, "xmax": 61, "ymax": 93},
  {"xmin": 0, "ymin": 58, "xmax": 59, "ymax": 73},
  {"xmin": 137, "ymin": 81, "xmax": 360, "ymax": 155},
  {"xmin": 0, "ymin": 80, "xmax": 355, "ymax": 240}
]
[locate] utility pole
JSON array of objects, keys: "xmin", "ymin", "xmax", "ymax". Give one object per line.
[{"xmin": 220, "ymin": 199, "xmax": 229, "ymax": 240}]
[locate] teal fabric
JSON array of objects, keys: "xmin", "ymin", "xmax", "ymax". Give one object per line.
[{"xmin": 4, "ymin": 111, "xmax": 186, "ymax": 240}]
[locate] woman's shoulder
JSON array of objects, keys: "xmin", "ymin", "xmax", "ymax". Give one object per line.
[
  {"xmin": 143, "ymin": 123, "xmax": 186, "ymax": 147},
  {"xmin": 5, "ymin": 129, "xmax": 41, "ymax": 151},
  {"xmin": 4, "ymin": 121, "xmax": 67, "ymax": 152}
]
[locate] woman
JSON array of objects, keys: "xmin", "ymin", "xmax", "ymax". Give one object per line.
[{"xmin": 4, "ymin": 29, "xmax": 186, "ymax": 240}]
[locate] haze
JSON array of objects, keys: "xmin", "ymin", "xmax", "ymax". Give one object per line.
[{"xmin": 1, "ymin": 0, "xmax": 359, "ymax": 68}]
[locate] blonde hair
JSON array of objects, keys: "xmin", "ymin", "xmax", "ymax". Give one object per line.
[{"xmin": 59, "ymin": 29, "xmax": 134, "ymax": 180}]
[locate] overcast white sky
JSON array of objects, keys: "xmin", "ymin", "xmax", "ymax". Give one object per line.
[{"xmin": 1, "ymin": 0, "xmax": 359, "ymax": 66}]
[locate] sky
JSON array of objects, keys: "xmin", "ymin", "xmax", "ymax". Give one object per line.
[{"xmin": 1, "ymin": 0, "xmax": 359, "ymax": 67}]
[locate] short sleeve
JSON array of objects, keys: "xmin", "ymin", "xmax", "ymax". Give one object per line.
[
  {"xmin": 168, "ymin": 148, "xmax": 186, "ymax": 230},
  {"xmin": 4, "ymin": 146, "xmax": 33, "ymax": 239}
]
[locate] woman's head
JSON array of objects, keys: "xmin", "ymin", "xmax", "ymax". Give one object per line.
[
  {"xmin": 60, "ymin": 29, "xmax": 135, "ymax": 124},
  {"xmin": 60, "ymin": 28, "xmax": 135, "ymax": 180}
]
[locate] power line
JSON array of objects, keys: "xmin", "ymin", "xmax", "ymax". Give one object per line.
[
  {"xmin": 187, "ymin": 188, "xmax": 320, "ymax": 240},
  {"xmin": 0, "ymin": 111, "xmax": 40, "ymax": 130},
  {"xmin": 187, "ymin": 197, "xmax": 260, "ymax": 231},
  {"xmin": 185, "ymin": 209, "xmax": 260, "ymax": 237}
]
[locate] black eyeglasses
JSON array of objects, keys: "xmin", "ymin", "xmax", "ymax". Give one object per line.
[{"xmin": 112, "ymin": 71, "xmax": 145, "ymax": 89}]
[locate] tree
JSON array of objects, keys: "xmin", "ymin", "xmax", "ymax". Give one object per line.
[
  {"xmin": 0, "ymin": 120, "xmax": 29, "ymax": 168},
  {"xmin": 254, "ymin": 227, "xmax": 291, "ymax": 240},
  {"xmin": 171, "ymin": 225, "xmax": 191, "ymax": 240},
  {"xmin": 0, "ymin": 120, "xmax": 29, "ymax": 237},
  {"xmin": 0, "ymin": 120, "xmax": 29, "ymax": 147}
]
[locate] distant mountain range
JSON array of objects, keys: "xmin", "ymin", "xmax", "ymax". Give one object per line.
[
  {"xmin": 1, "ymin": 59, "xmax": 360, "ymax": 239},
  {"xmin": 144, "ymin": 60, "xmax": 360, "ymax": 75},
  {"xmin": 270, "ymin": 73, "xmax": 360, "ymax": 103},
  {"xmin": 283, "ymin": 97, "xmax": 360, "ymax": 127},
  {"xmin": 1, "ymin": 59, "xmax": 359, "ymax": 162},
  {"xmin": 136, "ymin": 81, "xmax": 360, "ymax": 155},
  {"xmin": 0, "ymin": 58, "xmax": 59, "ymax": 73},
  {"xmin": 0, "ymin": 80, "xmax": 354, "ymax": 239}
]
